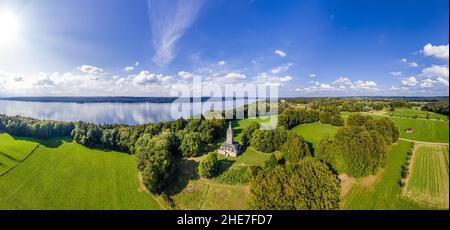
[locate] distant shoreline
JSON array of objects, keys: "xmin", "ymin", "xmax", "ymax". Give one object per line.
[
  {"xmin": 0, "ymin": 96, "xmax": 447, "ymax": 104},
  {"xmin": 0, "ymin": 97, "xmax": 259, "ymax": 104}
]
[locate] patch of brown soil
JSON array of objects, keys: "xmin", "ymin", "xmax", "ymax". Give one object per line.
[
  {"xmin": 339, "ymin": 173, "xmax": 355, "ymax": 198},
  {"xmin": 360, "ymin": 173, "xmax": 382, "ymax": 188}
]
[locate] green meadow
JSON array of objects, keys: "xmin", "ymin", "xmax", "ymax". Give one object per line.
[
  {"xmin": 343, "ymin": 141, "xmax": 426, "ymax": 210},
  {"xmin": 0, "ymin": 133, "xmax": 160, "ymax": 210},
  {"xmin": 0, "ymin": 133, "xmax": 39, "ymax": 161},
  {"xmin": 292, "ymin": 122, "xmax": 339, "ymax": 151},
  {"xmin": 388, "ymin": 107, "xmax": 449, "ymax": 121},
  {"xmin": 387, "ymin": 117, "xmax": 448, "ymax": 143},
  {"xmin": 403, "ymin": 144, "xmax": 449, "ymax": 209}
]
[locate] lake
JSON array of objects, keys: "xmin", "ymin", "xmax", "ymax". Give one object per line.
[{"xmin": 0, "ymin": 99, "xmax": 254, "ymax": 125}]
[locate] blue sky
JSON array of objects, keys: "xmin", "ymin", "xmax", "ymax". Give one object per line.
[{"xmin": 0, "ymin": 0, "xmax": 448, "ymax": 96}]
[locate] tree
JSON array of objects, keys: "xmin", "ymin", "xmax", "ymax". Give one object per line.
[
  {"xmin": 180, "ymin": 131, "xmax": 204, "ymax": 157},
  {"xmin": 248, "ymin": 157, "xmax": 340, "ymax": 210},
  {"xmin": 347, "ymin": 113, "xmax": 371, "ymax": 127},
  {"xmin": 250, "ymin": 127, "xmax": 287, "ymax": 153},
  {"xmin": 280, "ymin": 132, "xmax": 311, "ymax": 163},
  {"xmin": 331, "ymin": 114, "xmax": 345, "ymax": 126},
  {"xmin": 198, "ymin": 152, "xmax": 219, "ymax": 178},
  {"xmin": 319, "ymin": 112, "xmax": 333, "ymax": 124},
  {"xmin": 137, "ymin": 130, "xmax": 177, "ymax": 194},
  {"xmin": 240, "ymin": 122, "xmax": 260, "ymax": 148},
  {"xmin": 263, "ymin": 154, "xmax": 278, "ymax": 169}
]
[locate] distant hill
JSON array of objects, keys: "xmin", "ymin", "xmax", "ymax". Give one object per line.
[{"xmin": 0, "ymin": 97, "xmax": 254, "ymax": 104}]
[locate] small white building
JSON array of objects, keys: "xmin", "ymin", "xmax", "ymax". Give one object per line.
[{"xmin": 218, "ymin": 122, "xmax": 241, "ymax": 157}]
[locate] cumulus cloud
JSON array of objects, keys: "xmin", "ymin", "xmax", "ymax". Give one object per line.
[
  {"xmin": 333, "ymin": 77, "xmax": 352, "ymax": 86},
  {"xmin": 78, "ymin": 65, "xmax": 104, "ymax": 76},
  {"xmin": 437, "ymin": 77, "xmax": 449, "ymax": 86},
  {"xmin": 401, "ymin": 76, "xmax": 418, "ymax": 87},
  {"xmin": 420, "ymin": 78, "xmax": 436, "ymax": 88},
  {"xmin": 34, "ymin": 73, "xmax": 56, "ymax": 86},
  {"xmin": 400, "ymin": 58, "xmax": 408, "ymax": 63},
  {"xmin": 279, "ymin": 76, "xmax": 293, "ymax": 82},
  {"xmin": 178, "ymin": 71, "xmax": 194, "ymax": 79},
  {"xmin": 133, "ymin": 71, "xmax": 156, "ymax": 85},
  {"xmin": 274, "ymin": 49, "xmax": 287, "ymax": 58},
  {"xmin": 271, "ymin": 63, "xmax": 293, "ymax": 74},
  {"xmin": 390, "ymin": 71, "xmax": 402, "ymax": 77},
  {"xmin": 422, "ymin": 43, "xmax": 449, "ymax": 60},
  {"xmin": 351, "ymin": 80, "xmax": 378, "ymax": 90},
  {"xmin": 408, "ymin": 62, "xmax": 418, "ymax": 67},
  {"xmin": 421, "ymin": 65, "xmax": 449, "ymax": 79},
  {"xmin": 309, "ymin": 73, "xmax": 316, "ymax": 78},
  {"xmin": 148, "ymin": 0, "xmax": 204, "ymax": 65},
  {"xmin": 224, "ymin": 73, "xmax": 246, "ymax": 81},
  {"xmin": 124, "ymin": 66, "xmax": 134, "ymax": 72},
  {"xmin": 218, "ymin": 60, "xmax": 226, "ymax": 66}
]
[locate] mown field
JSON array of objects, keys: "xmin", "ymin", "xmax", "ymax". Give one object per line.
[
  {"xmin": 292, "ymin": 122, "xmax": 339, "ymax": 152},
  {"xmin": 0, "ymin": 133, "xmax": 39, "ymax": 161},
  {"xmin": 387, "ymin": 117, "xmax": 448, "ymax": 143},
  {"xmin": 388, "ymin": 107, "xmax": 448, "ymax": 121},
  {"xmin": 0, "ymin": 133, "xmax": 160, "ymax": 210},
  {"xmin": 343, "ymin": 141, "xmax": 426, "ymax": 210},
  {"xmin": 403, "ymin": 144, "xmax": 449, "ymax": 209}
]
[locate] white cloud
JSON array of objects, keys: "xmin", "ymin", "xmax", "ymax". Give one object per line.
[
  {"xmin": 423, "ymin": 43, "xmax": 449, "ymax": 60},
  {"xmin": 420, "ymin": 78, "xmax": 436, "ymax": 88},
  {"xmin": 135, "ymin": 61, "xmax": 139, "ymax": 66},
  {"xmin": 271, "ymin": 63, "xmax": 293, "ymax": 74},
  {"xmin": 390, "ymin": 86, "xmax": 400, "ymax": 91},
  {"xmin": 400, "ymin": 58, "xmax": 408, "ymax": 63},
  {"xmin": 133, "ymin": 71, "xmax": 156, "ymax": 85},
  {"xmin": 309, "ymin": 73, "xmax": 316, "ymax": 78},
  {"xmin": 178, "ymin": 71, "xmax": 194, "ymax": 79},
  {"xmin": 124, "ymin": 66, "xmax": 134, "ymax": 72},
  {"xmin": 148, "ymin": 0, "xmax": 204, "ymax": 65},
  {"xmin": 390, "ymin": 71, "xmax": 402, "ymax": 77},
  {"xmin": 279, "ymin": 76, "xmax": 293, "ymax": 82},
  {"xmin": 401, "ymin": 76, "xmax": 418, "ymax": 87},
  {"xmin": 218, "ymin": 60, "xmax": 226, "ymax": 66},
  {"xmin": 274, "ymin": 49, "xmax": 287, "ymax": 58},
  {"xmin": 408, "ymin": 62, "xmax": 418, "ymax": 67},
  {"xmin": 436, "ymin": 77, "xmax": 449, "ymax": 86},
  {"xmin": 78, "ymin": 65, "xmax": 104, "ymax": 76},
  {"xmin": 421, "ymin": 65, "xmax": 449, "ymax": 79},
  {"xmin": 332, "ymin": 77, "xmax": 352, "ymax": 85},
  {"xmin": 224, "ymin": 72, "xmax": 246, "ymax": 81},
  {"xmin": 351, "ymin": 80, "xmax": 378, "ymax": 90}
]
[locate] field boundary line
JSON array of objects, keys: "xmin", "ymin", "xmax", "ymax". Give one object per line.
[
  {"xmin": 0, "ymin": 144, "xmax": 40, "ymax": 177},
  {"xmin": 0, "ymin": 151, "xmax": 19, "ymax": 162},
  {"xmin": 399, "ymin": 138, "xmax": 449, "ymax": 146}
]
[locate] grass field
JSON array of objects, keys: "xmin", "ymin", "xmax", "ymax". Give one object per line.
[
  {"xmin": 387, "ymin": 117, "xmax": 448, "ymax": 143},
  {"xmin": 403, "ymin": 144, "xmax": 449, "ymax": 209},
  {"xmin": 170, "ymin": 159, "xmax": 249, "ymax": 210},
  {"xmin": 171, "ymin": 179, "xmax": 249, "ymax": 210},
  {"xmin": 0, "ymin": 133, "xmax": 39, "ymax": 161},
  {"xmin": 0, "ymin": 153, "xmax": 17, "ymax": 175},
  {"xmin": 218, "ymin": 147, "xmax": 271, "ymax": 167},
  {"xmin": 0, "ymin": 136, "xmax": 161, "ymax": 210},
  {"xmin": 388, "ymin": 107, "xmax": 448, "ymax": 121},
  {"xmin": 343, "ymin": 141, "xmax": 426, "ymax": 210},
  {"xmin": 292, "ymin": 122, "xmax": 339, "ymax": 152}
]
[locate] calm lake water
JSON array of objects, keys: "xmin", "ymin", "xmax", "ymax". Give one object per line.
[{"xmin": 0, "ymin": 99, "xmax": 254, "ymax": 125}]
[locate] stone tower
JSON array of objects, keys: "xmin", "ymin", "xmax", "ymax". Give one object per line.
[{"xmin": 226, "ymin": 122, "xmax": 233, "ymax": 144}]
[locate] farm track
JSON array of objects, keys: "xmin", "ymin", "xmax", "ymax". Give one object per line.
[{"xmin": 399, "ymin": 138, "xmax": 449, "ymax": 146}]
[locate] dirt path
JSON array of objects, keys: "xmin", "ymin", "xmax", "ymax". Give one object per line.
[{"xmin": 399, "ymin": 138, "xmax": 449, "ymax": 146}]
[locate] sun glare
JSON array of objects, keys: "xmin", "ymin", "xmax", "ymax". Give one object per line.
[{"xmin": 0, "ymin": 10, "xmax": 20, "ymax": 45}]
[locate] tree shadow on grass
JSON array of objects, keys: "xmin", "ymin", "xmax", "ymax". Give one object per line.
[
  {"xmin": 166, "ymin": 159, "xmax": 200, "ymax": 196},
  {"xmin": 7, "ymin": 133, "xmax": 66, "ymax": 149},
  {"xmin": 216, "ymin": 159, "xmax": 236, "ymax": 177}
]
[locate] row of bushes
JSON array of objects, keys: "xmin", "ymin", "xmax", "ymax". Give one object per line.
[{"xmin": 400, "ymin": 143, "xmax": 415, "ymax": 187}]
